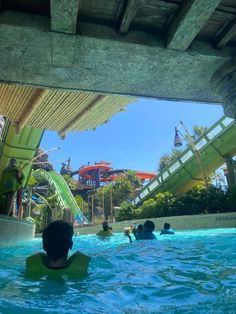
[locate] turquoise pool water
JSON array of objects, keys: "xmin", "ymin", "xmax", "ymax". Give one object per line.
[{"xmin": 0, "ymin": 228, "xmax": 235, "ymax": 314}]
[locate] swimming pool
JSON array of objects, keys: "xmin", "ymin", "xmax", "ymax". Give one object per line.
[{"xmin": 0, "ymin": 228, "xmax": 235, "ymax": 313}]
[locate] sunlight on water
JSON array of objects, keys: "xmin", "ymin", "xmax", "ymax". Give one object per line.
[{"xmin": 0, "ymin": 228, "xmax": 235, "ymax": 313}]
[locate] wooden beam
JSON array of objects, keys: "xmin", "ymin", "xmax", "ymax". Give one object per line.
[
  {"xmin": 50, "ymin": 0, "xmax": 80, "ymax": 34},
  {"xmin": 216, "ymin": 19, "xmax": 236, "ymax": 48},
  {"xmin": 59, "ymin": 95, "xmax": 105, "ymax": 137},
  {"xmin": 166, "ymin": 0, "xmax": 221, "ymax": 51},
  {"xmin": 119, "ymin": 0, "xmax": 138, "ymax": 34}
]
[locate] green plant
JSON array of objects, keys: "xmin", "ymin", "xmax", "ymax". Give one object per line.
[
  {"xmin": 115, "ymin": 201, "xmax": 134, "ymax": 221},
  {"xmin": 132, "ymin": 184, "xmax": 235, "ymax": 220},
  {"xmin": 62, "ymin": 174, "xmax": 77, "ymax": 191},
  {"xmin": 96, "ymin": 171, "xmax": 142, "ymax": 219},
  {"xmin": 225, "ymin": 187, "xmax": 236, "ymax": 212},
  {"xmin": 24, "ymin": 216, "xmax": 35, "ymax": 224},
  {"xmin": 74, "ymin": 194, "xmax": 83, "ymax": 208},
  {"xmin": 140, "ymin": 199, "xmax": 157, "ymax": 218}
]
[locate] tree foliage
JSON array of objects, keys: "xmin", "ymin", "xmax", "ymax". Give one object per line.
[
  {"xmin": 115, "ymin": 201, "xmax": 134, "ymax": 221},
  {"xmin": 159, "ymin": 149, "xmax": 182, "ymax": 170},
  {"xmin": 115, "ymin": 185, "xmax": 236, "ymax": 221},
  {"xmin": 96, "ymin": 171, "xmax": 142, "ymax": 219},
  {"xmin": 62, "ymin": 174, "xmax": 77, "ymax": 191},
  {"xmin": 158, "ymin": 125, "xmax": 208, "ymax": 171},
  {"xmin": 33, "ymin": 194, "xmax": 63, "ymax": 232}
]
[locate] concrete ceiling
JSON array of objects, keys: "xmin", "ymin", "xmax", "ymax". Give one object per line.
[{"xmin": 0, "ymin": 0, "xmax": 236, "ymax": 110}]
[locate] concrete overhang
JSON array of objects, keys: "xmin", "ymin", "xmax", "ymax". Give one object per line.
[
  {"xmin": 0, "ymin": 11, "xmax": 234, "ymax": 104},
  {"xmin": 0, "ymin": 0, "xmax": 236, "ymax": 125}
]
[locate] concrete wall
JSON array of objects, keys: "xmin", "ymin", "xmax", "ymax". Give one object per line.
[
  {"xmin": 75, "ymin": 212, "xmax": 236, "ymax": 235},
  {"xmin": 1, "ymin": 212, "xmax": 235, "ymax": 246},
  {"xmin": 0, "ymin": 215, "xmax": 35, "ymax": 247}
]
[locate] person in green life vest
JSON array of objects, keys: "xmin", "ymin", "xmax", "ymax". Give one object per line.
[
  {"xmin": 96, "ymin": 221, "xmax": 113, "ymax": 238},
  {"xmin": 0, "ymin": 158, "xmax": 24, "ymax": 216},
  {"xmin": 26, "ymin": 220, "xmax": 91, "ymax": 278}
]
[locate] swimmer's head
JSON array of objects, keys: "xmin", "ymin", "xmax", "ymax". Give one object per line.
[
  {"xmin": 42, "ymin": 220, "xmax": 73, "ymax": 262},
  {"xmin": 164, "ymin": 223, "xmax": 170, "ymax": 230},
  {"xmin": 143, "ymin": 220, "xmax": 155, "ymax": 232},
  {"xmin": 102, "ymin": 221, "xmax": 109, "ymax": 231},
  {"xmin": 137, "ymin": 224, "xmax": 143, "ymax": 232}
]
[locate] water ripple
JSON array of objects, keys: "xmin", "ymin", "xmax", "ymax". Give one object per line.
[{"xmin": 0, "ymin": 228, "xmax": 235, "ymax": 313}]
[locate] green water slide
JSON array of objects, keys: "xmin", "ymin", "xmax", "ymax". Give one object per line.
[
  {"xmin": 33, "ymin": 169, "xmax": 89, "ymax": 224},
  {"xmin": 132, "ymin": 116, "xmax": 236, "ymax": 207},
  {"xmin": 0, "ymin": 119, "xmax": 44, "ymax": 188}
]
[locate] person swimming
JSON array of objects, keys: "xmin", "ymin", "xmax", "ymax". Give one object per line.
[
  {"xmin": 26, "ymin": 220, "xmax": 90, "ymax": 278},
  {"xmin": 160, "ymin": 222, "xmax": 175, "ymax": 235},
  {"xmin": 96, "ymin": 221, "xmax": 113, "ymax": 238},
  {"xmin": 140, "ymin": 220, "xmax": 156, "ymax": 240},
  {"xmin": 125, "ymin": 220, "xmax": 156, "ymax": 242}
]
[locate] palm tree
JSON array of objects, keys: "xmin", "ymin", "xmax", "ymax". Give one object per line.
[{"xmin": 158, "ymin": 148, "xmax": 182, "ymax": 171}]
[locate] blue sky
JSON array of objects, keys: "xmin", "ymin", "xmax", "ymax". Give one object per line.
[{"xmin": 41, "ymin": 99, "xmax": 224, "ymax": 174}]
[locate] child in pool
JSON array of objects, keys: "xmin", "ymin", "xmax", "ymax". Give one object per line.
[
  {"xmin": 132, "ymin": 223, "xmax": 143, "ymax": 240},
  {"xmin": 125, "ymin": 220, "xmax": 156, "ymax": 242},
  {"xmin": 160, "ymin": 222, "xmax": 175, "ymax": 235},
  {"xmin": 96, "ymin": 221, "xmax": 113, "ymax": 238},
  {"xmin": 26, "ymin": 220, "xmax": 90, "ymax": 277}
]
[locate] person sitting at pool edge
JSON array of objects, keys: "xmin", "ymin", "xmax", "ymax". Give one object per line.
[
  {"xmin": 125, "ymin": 220, "xmax": 156, "ymax": 242},
  {"xmin": 160, "ymin": 222, "xmax": 175, "ymax": 235},
  {"xmin": 96, "ymin": 221, "xmax": 113, "ymax": 238},
  {"xmin": 26, "ymin": 220, "xmax": 91, "ymax": 277}
]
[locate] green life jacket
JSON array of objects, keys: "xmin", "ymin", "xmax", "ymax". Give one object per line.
[
  {"xmin": 26, "ymin": 252, "xmax": 90, "ymax": 279},
  {"xmin": 96, "ymin": 230, "xmax": 113, "ymax": 237}
]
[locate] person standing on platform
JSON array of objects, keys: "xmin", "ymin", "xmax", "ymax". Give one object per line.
[{"xmin": 0, "ymin": 158, "xmax": 24, "ymax": 216}]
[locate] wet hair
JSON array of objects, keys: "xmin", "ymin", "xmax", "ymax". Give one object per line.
[
  {"xmin": 137, "ymin": 224, "xmax": 143, "ymax": 232},
  {"xmin": 143, "ymin": 220, "xmax": 155, "ymax": 232},
  {"xmin": 42, "ymin": 220, "xmax": 73, "ymax": 262},
  {"xmin": 164, "ymin": 223, "xmax": 170, "ymax": 230},
  {"xmin": 102, "ymin": 221, "xmax": 109, "ymax": 231}
]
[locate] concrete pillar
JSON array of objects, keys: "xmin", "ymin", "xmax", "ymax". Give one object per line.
[
  {"xmin": 224, "ymin": 158, "xmax": 236, "ymax": 188},
  {"xmin": 211, "ymin": 58, "xmax": 236, "ymax": 120}
]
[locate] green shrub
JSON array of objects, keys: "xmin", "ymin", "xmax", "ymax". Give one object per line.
[
  {"xmin": 225, "ymin": 187, "xmax": 236, "ymax": 212},
  {"xmin": 133, "ymin": 184, "xmax": 235, "ymax": 220},
  {"xmin": 115, "ymin": 201, "xmax": 134, "ymax": 221}
]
